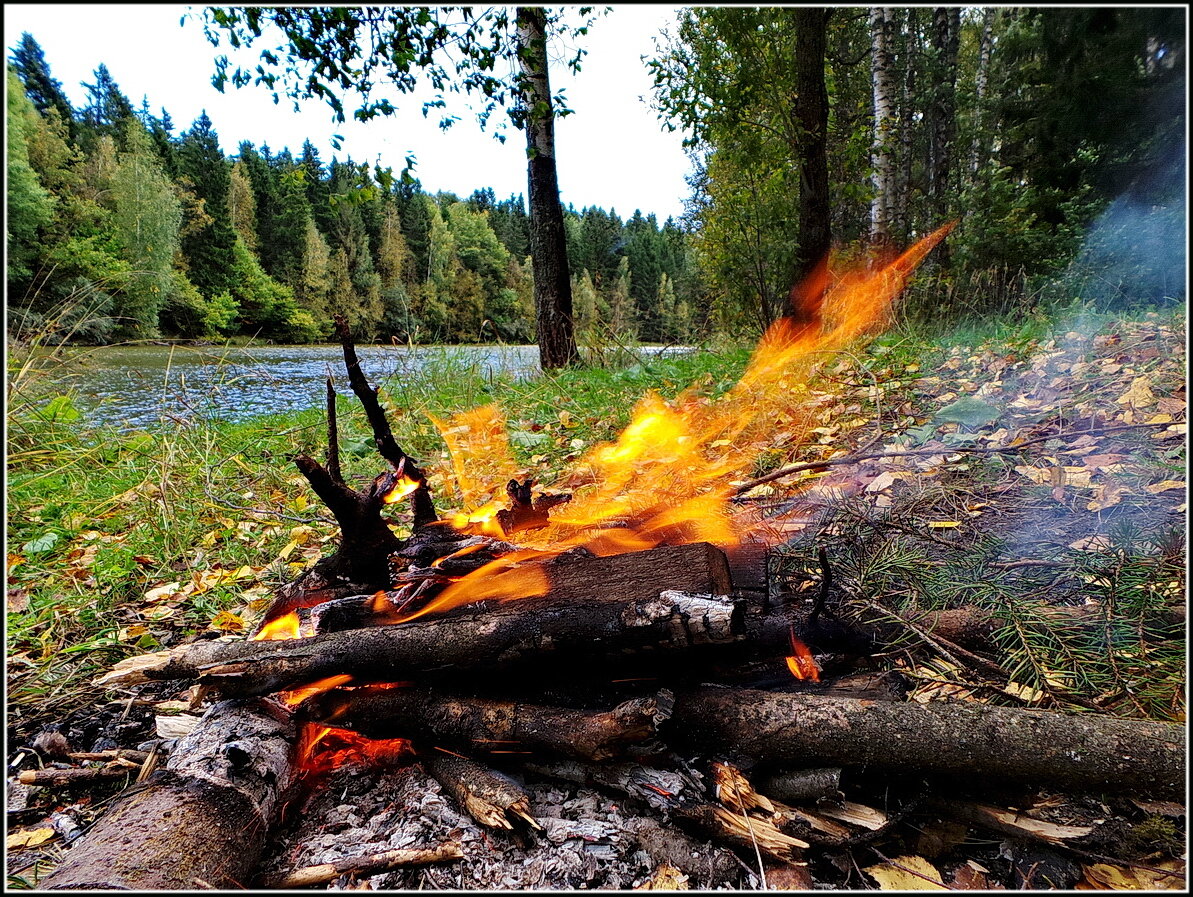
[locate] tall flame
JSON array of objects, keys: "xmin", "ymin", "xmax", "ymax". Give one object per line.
[{"xmin": 412, "ymin": 226, "xmax": 954, "ymax": 617}]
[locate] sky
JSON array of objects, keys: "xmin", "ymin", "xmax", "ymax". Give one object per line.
[{"xmin": 5, "ymin": 4, "xmax": 695, "ymax": 222}]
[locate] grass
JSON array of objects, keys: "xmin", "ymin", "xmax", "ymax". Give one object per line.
[{"xmin": 6, "ymin": 306, "xmax": 1186, "ymax": 741}]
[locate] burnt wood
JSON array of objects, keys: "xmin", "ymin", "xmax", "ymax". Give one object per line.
[
  {"xmin": 302, "ymin": 687, "xmax": 673, "ymax": 762},
  {"xmin": 98, "ymin": 592, "xmax": 745, "ymax": 698}
]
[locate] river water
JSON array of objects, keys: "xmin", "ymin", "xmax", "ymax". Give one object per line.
[{"xmin": 29, "ymin": 343, "xmax": 683, "ymax": 429}]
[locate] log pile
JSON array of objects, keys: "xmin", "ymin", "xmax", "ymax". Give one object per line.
[{"xmin": 35, "ymin": 317, "xmax": 1186, "ymax": 890}]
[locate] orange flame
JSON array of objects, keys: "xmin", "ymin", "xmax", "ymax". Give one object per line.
[
  {"xmin": 295, "ymin": 720, "xmax": 413, "ymax": 779},
  {"xmin": 383, "ymin": 475, "xmax": 421, "ymax": 504},
  {"xmin": 785, "ymin": 627, "xmax": 820, "ymax": 682},
  {"xmin": 279, "ymin": 674, "xmax": 354, "ymax": 707},
  {"xmin": 253, "ymin": 611, "xmax": 303, "ymax": 641}
]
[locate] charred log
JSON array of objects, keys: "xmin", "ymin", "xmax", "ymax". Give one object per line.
[
  {"xmin": 668, "ymin": 687, "xmax": 1186, "ymax": 800},
  {"xmin": 98, "ymin": 591, "xmax": 745, "ymax": 698},
  {"xmin": 303, "ymin": 687, "xmax": 673, "ymax": 763},
  {"xmin": 424, "ymin": 752, "xmax": 539, "ymax": 830}
]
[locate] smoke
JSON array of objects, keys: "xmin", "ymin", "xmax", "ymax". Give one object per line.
[{"xmin": 1051, "ymin": 72, "xmax": 1187, "ymax": 313}]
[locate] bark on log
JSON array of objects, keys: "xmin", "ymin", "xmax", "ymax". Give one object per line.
[
  {"xmin": 98, "ymin": 592, "xmax": 744, "ymax": 697},
  {"xmin": 668, "ymin": 688, "xmax": 1186, "ymax": 800},
  {"xmin": 304, "ymin": 687, "xmax": 673, "ymax": 762},
  {"xmin": 40, "ymin": 697, "xmax": 297, "ymax": 890}
]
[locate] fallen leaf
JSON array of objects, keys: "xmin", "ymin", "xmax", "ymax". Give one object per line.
[
  {"xmin": 1087, "ymin": 483, "xmax": 1126, "ymax": 512},
  {"xmin": 934, "ymin": 396, "xmax": 1001, "ymax": 428},
  {"xmin": 636, "ymin": 863, "xmax": 689, "ymax": 890},
  {"xmin": 1114, "ymin": 376, "xmax": 1156, "ymax": 408},
  {"xmin": 1145, "ymin": 480, "xmax": 1185, "ymax": 494},
  {"xmin": 7, "ymin": 588, "xmax": 30, "ymax": 612},
  {"xmin": 144, "ymin": 581, "xmax": 183, "ymax": 602},
  {"xmin": 865, "ymin": 855, "xmax": 948, "ymax": 890},
  {"xmin": 1078, "ymin": 859, "xmax": 1186, "ymax": 890},
  {"xmin": 210, "ymin": 610, "xmax": 246, "ymax": 633},
  {"xmin": 1070, "ymin": 535, "xmax": 1113, "ymax": 551},
  {"xmin": 1003, "ymin": 681, "xmax": 1045, "ymax": 703},
  {"xmin": 7, "ymin": 827, "xmax": 56, "ymax": 849},
  {"xmin": 950, "ymin": 860, "xmax": 1003, "ymax": 890},
  {"xmin": 763, "ymin": 863, "xmax": 814, "ymax": 890}
]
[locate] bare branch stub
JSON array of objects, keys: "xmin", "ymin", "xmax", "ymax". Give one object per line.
[{"xmin": 334, "ymin": 314, "xmax": 437, "ymax": 527}]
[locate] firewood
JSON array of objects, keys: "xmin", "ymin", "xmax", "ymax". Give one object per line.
[
  {"xmin": 40, "ymin": 697, "xmax": 298, "ymax": 890},
  {"xmin": 757, "ymin": 767, "xmax": 843, "ymax": 804},
  {"xmin": 97, "ymin": 591, "xmax": 744, "ymax": 698},
  {"xmin": 303, "ymin": 686, "xmax": 673, "ymax": 762},
  {"xmin": 668, "ymin": 687, "xmax": 1186, "ymax": 800},
  {"xmin": 424, "ymin": 752, "xmax": 539, "ymax": 830},
  {"xmin": 256, "ymin": 842, "xmax": 464, "ymax": 888},
  {"xmin": 17, "ymin": 764, "xmax": 137, "ymax": 788}
]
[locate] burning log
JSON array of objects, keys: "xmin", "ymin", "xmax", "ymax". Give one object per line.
[
  {"xmin": 303, "ymin": 687, "xmax": 673, "ymax": 763},
  {"xmin": 98, "ymin": 591, "xmax": 744, "ymax": 698},
  {"xmin": 40, "ymin": 697, "xmax": 298, "ymax": 890},
  {"xmin": 424, "ymin": 752, "xmax": 539, "ymax": 830},
  {"xmin": 667, "ymin": 688, "xmax": 1186, "ymax": 800}
]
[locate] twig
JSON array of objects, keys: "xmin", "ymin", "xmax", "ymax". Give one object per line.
[
  {"xmin": 732, "ymin": 420, "xmax": 1182, "ymax": 496},
  {"xmin": 863, "ymin": 599, "xmax": 1009, "ymax": 682},
  {"xmin": 256, "ymin": 843, "xmax": 464, "ymax": 888},
  {"xmin": 326, "ymin": 375, "xmax": 342, "ymax": 484}
]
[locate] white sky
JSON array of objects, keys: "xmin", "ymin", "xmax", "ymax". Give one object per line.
[{"xmin": 5, "ymin": 4, "xmax": 694, "ymax": 222}]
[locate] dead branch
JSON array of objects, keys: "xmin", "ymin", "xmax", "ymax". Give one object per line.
[{"xmin": 256, "ymin": 842, "xmax": 464, "ymax": 888}]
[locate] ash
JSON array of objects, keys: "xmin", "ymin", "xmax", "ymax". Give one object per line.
[{"xmin": 258, "ymin": 760, "xmax": 750, "ymax": 890}]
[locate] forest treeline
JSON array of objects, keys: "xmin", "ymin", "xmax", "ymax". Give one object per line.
[
  {"xmin": 6, "ymin": 33, "xmax": 698, "ymax": 346},
  {"xmin": 7, "ymin": 7, "xmax": 1185, "ymax": 348}
]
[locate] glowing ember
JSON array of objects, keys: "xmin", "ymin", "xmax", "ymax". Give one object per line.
[
  {"xmin": 785, "ymin": 627, "xmax": 821, "ymax": 682},
  {"xmin": 295, "ymin": 720, "xmax": 413, "ymax": 780}
]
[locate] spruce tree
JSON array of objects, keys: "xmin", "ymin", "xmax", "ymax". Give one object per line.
[
  {"xmin": 9, "ymin": 33, "xmax": 74, "ymax": 130},
  {"xmin": 176, "ymin": 112, "xmax": 237, "ymax": 298}
]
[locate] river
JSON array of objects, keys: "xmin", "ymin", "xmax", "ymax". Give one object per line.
[{"xmin": 29, "ymin": 343, "xmax": 684, "ymax": 429}]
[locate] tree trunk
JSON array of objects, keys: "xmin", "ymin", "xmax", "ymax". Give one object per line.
[
  {"xmin": 40, "ymin": 698, "xmax": 297, "ymax": 890},
  {"xmin": 668, "ymin": 687, "xmax": 1186, "ymax": 800},
  {"xmin": 516, "ymin": 6, "xmax": 579, "ymax": 370},
  {"xmin": 869, "ymin": 7, "xmax": 898, "ymax": 249},
  {"xmin": 968, "ymin": 7, "xmax": 997, "ymax": 177},
  {"xmin": 928, "ymin": 6, "xmax": 961, "ymax": 262},
  {"xmin": 789, "ymin": 6, "xmax": 832, "ymax": 316}
]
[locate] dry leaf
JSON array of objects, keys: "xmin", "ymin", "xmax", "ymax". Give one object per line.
[
  {"xmin": 1114, "ymin": 376, "xmax": 1156, "ymax": 408},
  {"xmin": 1087, "ymin": 483, "xmax": 1126, "ymax": 511},
  {"xmin": 865, "ymin": 855, "xmax": 948, "ymax": 890},
  {"xmin": 1145, "ymin": 480, "xmax": 1185, "ymax": 494},
  {"xmin": 764, "ymin": 863, "xmax": 814, "ymax": 890},
  {"xmin": 636, "ymin": 864, "xmax": 689, "ymax": 890},
  {"xmin": 7, "ymin": 588, "xmax": 30, "ymax": 613},
  {"xmin": 950, "ymin": 860, "xmax": 1003, "ymax": 890},
  {"xmin": 7, "ymin": 827, "xmax": 56, "ymax": 849},
  {"xmin": 1069, "ymin": 535, "xmax": 1113, "ymax": 551},
  {"xmin": 1078, "ymin": 860, "xmax": 1186, "ymax": 890}
]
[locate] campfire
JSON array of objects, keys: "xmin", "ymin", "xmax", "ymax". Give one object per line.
[{"xmin": 41, "ymin": 225, "xmax": 1184, "ymax": 890}]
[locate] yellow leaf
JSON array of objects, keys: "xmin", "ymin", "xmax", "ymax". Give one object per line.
[
  {"xmin": 7, "ymin": 827, "xmax": 56, "ymax": 849},
  {"xmin": 927, "ymin": 521, "xmax": 961, "ymax": 529},
  {"xmin": 1114, "ymin": 376, "xmax": 1156, "ymax": 408},
  {"xmin": 1003, "ymin": 681, "xmax": 1045, "ymax": 703},
  {"xmin": 558, "ymin": 409, "xmax": 576, "ymax": 428},
  {"xmin": 1146, "ymin": 413, "xmax": 1174, "ymax": 425},
  {"xmin": 210, "ymin": 610, "xmax": 246, "ymax": 633},
  {"xmin": 865, "ymin": 855, "xmax": 948, "ymax": 890},
  {"xmin": 1080, "ymin": 860, "xmax": 1187, "ymax": 890},
  {"xmin": 1145, "ymin": 480, "xmax": 1185, "ymax": 495}
]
